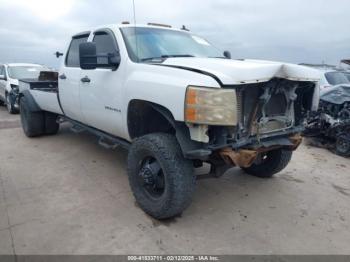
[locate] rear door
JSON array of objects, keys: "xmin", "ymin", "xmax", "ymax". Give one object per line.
[
  {"xmin": 59, "ymin": 32, "xmax": 90, "ymax": 122},
  {"xmin": 79, "ymin": 29, "xmax": 125, "ymax": 137}
]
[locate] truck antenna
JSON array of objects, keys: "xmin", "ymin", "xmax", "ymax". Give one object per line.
[
  {"xmin": 132, "ymin": 0, "xmax": 137, "ymax": 25},
  {"xmin": 132, "ymin": 0, "xmax": 139, "ymax": 62}
]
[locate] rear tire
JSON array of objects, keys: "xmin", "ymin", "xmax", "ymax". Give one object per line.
[
  {"xmin": 127, "ymin": 133, "xmax": 196, "ymax": 219},
  {"xmin": 242, "ymin": 148, "xmax": 292, "ymax": 178},
  {"xmin": 44, "ymin": 112, "xmax": 59, "ymax": 135},
  {"xmin": 20, "ymin": 96, "xmax": 45, "ymax": 137}
]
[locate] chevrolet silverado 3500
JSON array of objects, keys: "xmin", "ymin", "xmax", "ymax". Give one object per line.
[{"xmin": 19, "ymin": 24, "xmax": 320, "ymax": 219}]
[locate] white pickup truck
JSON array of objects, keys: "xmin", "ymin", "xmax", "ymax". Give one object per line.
[{"xmin": 19, "ymin": 23, "xmax": 320, "ymax": 219}]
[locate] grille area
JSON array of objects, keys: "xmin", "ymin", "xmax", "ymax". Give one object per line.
[{"xmin": 235, "ymin": 78, "xmax": 316, "ymax": 139}]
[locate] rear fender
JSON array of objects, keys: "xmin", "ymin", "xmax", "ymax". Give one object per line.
[{"xmin": 20, "ymin": 90, "xmax": 41, "ymax": 112}]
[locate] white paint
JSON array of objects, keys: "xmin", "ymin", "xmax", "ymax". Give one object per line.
[{"xmin": 37, "ymin": 24, "xmax": 320, "ymax": 142}]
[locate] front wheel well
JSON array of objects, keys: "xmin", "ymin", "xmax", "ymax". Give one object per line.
[{"xmin": 127, "ymin": 100, "xmax": 176, "ymax": 139}]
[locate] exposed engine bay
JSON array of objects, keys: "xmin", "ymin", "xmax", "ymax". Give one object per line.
[
  {"xmin": 201, "ymin": 78, "xmax": 316, "ymax": 170},
  {"xmin": 206, "ymin": 78, "xmax": 316, "ymax": 149},
  {"xmin": 235, "ymin": 78, "xmax": 315, "ymax": 139},
  {"xmin": 304, "ymin": 85, "xmax": 350, "ymax": 157}
]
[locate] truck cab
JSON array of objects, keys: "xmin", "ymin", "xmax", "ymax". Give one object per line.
[{"xmin": 19, "ymin": 24, "xmax": 320, "ymax": 219}]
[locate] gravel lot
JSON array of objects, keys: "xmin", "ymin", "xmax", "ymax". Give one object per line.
[{"xmin": 0, "ymin": 106, "xmax": 349, "ymax": 255}]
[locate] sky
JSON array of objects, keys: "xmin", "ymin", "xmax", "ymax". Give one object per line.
[{"xmin": 0, "ymin": 0, "xmax": 349, "ymax": 68}]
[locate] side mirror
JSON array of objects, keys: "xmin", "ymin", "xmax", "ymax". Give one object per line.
[
  {"xmin": 108, "ymin": 53, "xmax": 121, "ymax": 70},
  {"xmin": 223, "ymin": 50, "xmax": 231, "ymax": 59},
  {"xmin": 79, "ymin": 42, "xmax": 98, "ymax": 70},
  {"xmin": 55, "ymin": 51, "xmax": 64, "ymax": 58},
  {"xmin": 79, "ymin": 42, "xmax": 121, "ymax": 70},
  {"xmin": 0, "ymin": 74, "xmax": 6, "ymax": 80}
]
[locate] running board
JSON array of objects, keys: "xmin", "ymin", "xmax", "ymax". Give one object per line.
[
  {"xmin": 61, "ymin": 116, "xmax": 131, "ymax": 150},
  {"xmin": 98, "ymin": 137, "xmax": 120, "ymax": 150},
  {"xmin": 71, "ymin": 125, "xmax": 85, "ymax": 134}
]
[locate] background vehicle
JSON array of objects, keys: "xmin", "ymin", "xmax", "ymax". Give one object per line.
[
  {"xmin": 343, "ymin": 71, "xmax": 350, "ymax": 81},
  {"xmin": 304, "ymin": 84, "xmax": 350, "ymax": 156},
  {"xmin": 0, "ymin": 63, "xmax": 51, "ymax": 114},
  {"xmin": 318, "ymin": 70, "xmax": 350, "ymax": 90},
  {"xmin": 18, "ymin": 24, "xmax": 320, "ymax": 219}
]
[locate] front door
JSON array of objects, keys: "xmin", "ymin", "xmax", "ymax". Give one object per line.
[
  {"xmin": 79, "ymin": 30, "xmax": 125, "ymax": 137},
  {"xmin": 59, "ymin": 33, "xmax": 90, "ymax": 123}
]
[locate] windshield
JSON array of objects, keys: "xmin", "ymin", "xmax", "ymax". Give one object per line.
[
  {"xmin": 121, "ymin": 27, "xmax": 224, "ymax": 62},
  {"xmin": 8, "ymin": 66, "xmax": 48, "ymax": 79},
  {"xmin": 325, "ymin": 71, "xmax": 350, "ymax": 85},
  {"xmin": 344, "ymin": 72, "xmax": 350, "ymax": 81}
]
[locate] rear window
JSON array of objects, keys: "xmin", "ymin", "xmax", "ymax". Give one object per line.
[
  {"xmin": 325, "ymin": 71, "xmax": 350, "ymax": 85},
  {"xmin": 65, "ymin": 34, "xmax": 89, "ymax": 67}
]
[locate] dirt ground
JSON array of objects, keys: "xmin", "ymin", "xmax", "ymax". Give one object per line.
[{"xmin": 0, "ymin": 106, "xmax": 349, "ymax": 255}]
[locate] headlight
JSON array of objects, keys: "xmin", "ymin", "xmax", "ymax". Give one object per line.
[
  {"xmin": 185, "ymin": 86, "xmax": 237, "ymax": 126},
  {"xmin": 10, "ymin": 84, "xmax": 19, "ymax": 91}
]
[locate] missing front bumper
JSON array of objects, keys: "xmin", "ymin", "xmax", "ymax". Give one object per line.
[{"xmin": 218, "ymin": 134, "xmax": 302, "ymax": 168}]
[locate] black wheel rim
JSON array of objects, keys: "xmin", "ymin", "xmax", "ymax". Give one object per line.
[
  {"xmin": 138, "ymin": 156, "xmax": 165, "ymax": 198},
  {"xmin": 336, "ymin": 136, "xmax": 350, "ymax": 154}
]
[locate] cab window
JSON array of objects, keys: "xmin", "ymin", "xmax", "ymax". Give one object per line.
[
  {"xmin": 93, "ymin": 32, "xmax": 119, "ymax": 66},
  {"xmin": 66, "ymin": 34, "xmax": 89, "ymax": 67}
]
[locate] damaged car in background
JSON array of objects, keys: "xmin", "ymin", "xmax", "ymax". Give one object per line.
[
  {"xmin": 304, "ymin": 84, "xmax": 350, "ymax": 157},
  {"xmin": 0, "ymin": 63, "xmax": 53, "ymax": 114}
]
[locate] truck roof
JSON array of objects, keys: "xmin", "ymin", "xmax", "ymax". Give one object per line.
[{"xmin": 77, "ymin": 23, "xmax": 190, "ymax": 35}]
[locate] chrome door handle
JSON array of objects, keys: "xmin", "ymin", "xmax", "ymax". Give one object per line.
[
  {"xmin": 59, "ymin": 74, "xmax": 67, "ymax": 80},
  {"xmin": 81, "ymin": 76, "xmax": 91, "ymax": 83}
]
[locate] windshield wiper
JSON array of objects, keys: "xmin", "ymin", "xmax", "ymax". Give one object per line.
[{"xmin": 140, "ymin": 54, "xmax": 195, "ymax": 62}]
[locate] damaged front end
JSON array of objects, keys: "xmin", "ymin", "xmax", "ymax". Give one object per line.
[
  {"xmin": 185, "ymin": 78, "xmax": 317, "ymax": 169},
  {"xmin": 304, "ymin": 84, "xmax": 350, "ymax": 157}
]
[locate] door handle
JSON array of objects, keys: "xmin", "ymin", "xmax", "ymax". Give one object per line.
[
  {"xmin": 81, "ymin": 76, "xmax": 91, "ymax": 83},
  {"xmin": 59, "ymin": 74, "xmax": 67, "ymax": 80}
]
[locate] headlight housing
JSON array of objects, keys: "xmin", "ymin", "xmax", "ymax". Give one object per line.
[
  {"xmin": 185, "ymin": 86, "xmax": 237, "ymax": 126},
  {"xmin": 10, "ymin": 84, "xmax": 19, "ymax": 91}
]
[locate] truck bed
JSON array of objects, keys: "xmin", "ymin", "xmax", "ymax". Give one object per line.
[{"xmin": 19, "ymin": 79, "xmax": 63, "ymax": 115}]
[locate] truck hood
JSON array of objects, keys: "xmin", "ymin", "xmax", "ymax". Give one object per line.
[
  {"xmin": 320, "ymin": 84, "xmax": 350, "ymax": 105},
  {"xmin": 162, "ymin": 58, "xmax": 320, "ymax": 85}
]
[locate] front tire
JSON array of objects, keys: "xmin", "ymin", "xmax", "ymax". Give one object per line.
[
  {"xmin": 335, "ymin": 134, "xmax": 350, "ymax": 157},
  {"xmin": 242, "ymin": 148, "xmax": 293, "ymax": 178},
  {"xmin": 6, "ymin": 93, "xmax": 18, "ymax": 114},
  {"xmin": 127, "ymin": 133, "xmax": 196, "ymax": 219}
]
